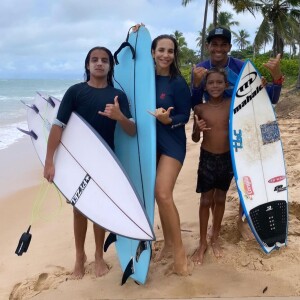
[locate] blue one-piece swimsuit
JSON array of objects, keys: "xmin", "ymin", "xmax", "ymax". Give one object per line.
[{"xmin": 155, "ymin": 75, "xmax": 191, "ymax": 164}]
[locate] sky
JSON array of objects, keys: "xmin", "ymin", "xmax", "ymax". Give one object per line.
[{"xmin": 0, "ymin": 0, "xmax": 264, "ymax": 79}]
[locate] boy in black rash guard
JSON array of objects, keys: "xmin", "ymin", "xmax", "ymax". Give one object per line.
[{"xmin": 44, "ymin": 46, "xmax": 136, "ymax": 279}]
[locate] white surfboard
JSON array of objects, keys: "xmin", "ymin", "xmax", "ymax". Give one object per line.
[
  {"xmin": 229, "ymin": 60, "xmax": 288, "ymax": 253},
  {"xmin": 19, "ymin": 92, "xmax": 154, "ymax": 241}
]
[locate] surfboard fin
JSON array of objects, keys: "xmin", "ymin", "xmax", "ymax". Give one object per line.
[
  {"xmin": 103, "ymin": 232, "xmax": 116, "ymax": 252},
  {"xmin": 15, "ymin": 225, "xmax": 32, "ymax": 256},
  {"xmin": 20, "ymin": 100, "xmax": 39, "ymax": 113},
  {"xmin": 135, "ymin": 241, "xmax": 148, "ymax": 262},
  {"xmin": 36, "ymin": 91, "xmax": 56, "ymax": 108},
  {"xmin": 121, "ymin": 258, "xmax": 134, "ymax": 285},
  {"xmin": 45, "ymin": 96, "xmax": 55, "ymax": 108},
  {"xmin": 17, "ymin": 128, "xmax": 38, "ymax": 140}
]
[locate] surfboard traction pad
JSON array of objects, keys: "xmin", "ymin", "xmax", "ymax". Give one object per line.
[{"xmin": 249, "ymin": 200, "xmax": 287, "ymax": 247}]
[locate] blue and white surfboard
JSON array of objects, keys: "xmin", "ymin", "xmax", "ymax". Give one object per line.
[{"xmin": 229, "ymin": 60, "xmax": 288, "ymax": 254}]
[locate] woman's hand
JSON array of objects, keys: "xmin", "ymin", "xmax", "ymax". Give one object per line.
[{"xmin": 148, "ymin": 107, "xmax": 173, "ymax": 125}]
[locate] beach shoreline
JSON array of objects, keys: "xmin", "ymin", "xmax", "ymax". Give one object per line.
[
  {"xmin": 1, "ymin": 90, "xmax": 300, "ymax": 300},
  {"xmin": 0, "ymin": 137, "xmax": 42, "ymax": 199}
]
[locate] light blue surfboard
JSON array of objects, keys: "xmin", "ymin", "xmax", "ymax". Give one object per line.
[{"xmin": 104, "ymin": 26, "xmax": 156, "ymax": 284}]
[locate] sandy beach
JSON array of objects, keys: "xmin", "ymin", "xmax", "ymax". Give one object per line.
[{"xmin": 1, "ymin": 89, "xmax": 299, "ymax": 300}]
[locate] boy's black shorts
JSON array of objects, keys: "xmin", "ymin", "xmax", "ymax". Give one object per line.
[{"xmin": 196, "ymin": 148, "xmax": 233, "ymax": 193}]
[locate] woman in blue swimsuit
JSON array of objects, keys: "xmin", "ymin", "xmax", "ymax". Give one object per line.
[{"xmin": 150, "ymin": 34, "xmax": 192, "ymax": 275}]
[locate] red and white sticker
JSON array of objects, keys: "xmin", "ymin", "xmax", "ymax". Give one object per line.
[
  {"xmin": 268, "ymin": 176, "xmax": 286, "ymax": 183},
  {"xmin": 243, "ymin": 176, "xmax": 254, "ymax": 197}
]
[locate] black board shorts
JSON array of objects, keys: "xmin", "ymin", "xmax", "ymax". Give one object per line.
[{"xmin": 196, "ymin": 148, "xmax": 233, "ymax": 193}]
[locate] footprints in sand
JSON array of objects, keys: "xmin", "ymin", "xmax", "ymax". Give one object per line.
[
  {"xmin": 9, "ymin": 266, "xmax": 68, "ymax": 300},
  {"xmin": 33, "ymin": 273, "xmax": 49, "ymax": 291},
  {"xmin": 9, "ymin": 261, "xmax": 113, "ymax": 300}
]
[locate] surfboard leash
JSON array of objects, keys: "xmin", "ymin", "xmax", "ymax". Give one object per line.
[
  {"xmin": 112, "ymin": 25, "xmax": 136, "ymax": 93},
  {"xmin": 15, "ymin": 179, "xmax": 64, "ymax": 256}
]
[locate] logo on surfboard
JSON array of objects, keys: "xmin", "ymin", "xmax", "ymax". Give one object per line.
[
  {"xmin": 241, "ymin": 176, "xmax": 254, "ymax": 199},
  {"xmin": 232, "ymin": 129, "xmax": 243, "ymax": 152},
  {"xmin": 234, "ymin": 71, "xmax": 263, "ymax": 114},
  {"xmin": 236, "ymin": 72, "xmax": 257, "ymax": 97},
  {"xmin": 274, "ymin": 185, "xmax": 287, "ymax": 192},
  {"xmin": 268, "ymin": 176, "xmax": 286, "ymax": 183},
  {"xmin": 70, "ymin": 174, "xmax": 91, "ymax": 205}
]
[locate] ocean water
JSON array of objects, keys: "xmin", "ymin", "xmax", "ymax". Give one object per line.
[{"xmin": 0, "ymin": 78, "xmax": 80, "ymax": 150}]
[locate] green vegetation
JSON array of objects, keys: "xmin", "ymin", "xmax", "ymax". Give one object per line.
[
  {"xmin": 180, "ymin": 57, "xmax": 299, "ymax": 88},
  {"xmin": 180, "ymin": 0, "xmax": 300, "ymax": 88}
]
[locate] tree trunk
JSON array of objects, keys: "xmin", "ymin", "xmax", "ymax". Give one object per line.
[
  {"xmin": 297, "ymin": 23, "xmax": 300, "ymax": 89},
  {"xmin": 201, "ymin": 0, "xmax": 209, "ymax": 61},
  {"xmin": 273, "ymin": 27, "xmax": 284, "ymax": 57},
  {"xmin": 213, "ymin": 0, "xmax": 218, "ymax": 26},
  {"xmin": 297, "ymin": 54, "xmax": 300, "ymax": 89}
]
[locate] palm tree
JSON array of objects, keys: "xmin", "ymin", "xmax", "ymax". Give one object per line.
[
  {"xmin": 172, "ymin": 30, "xmax": 188, "ymax": 64},
  {"xmin": 205, "ymin": 11, "xmax": 240, "ymax": 39},
  {"xmin": 195, "ymin": 10, "xmax": 240, "ymax": 59},
  {"xmin": 254, "ymin": 25, "xmax": 273, "ymax": 54},
  {"xmin": 182, "ymin": 0, "xmax": 241, "ymax": 26},
  {"xmin": 217, "ymin": 11, "xmax": 239, "ymax": 28},
  {"xmin": 182, "ymin": 1, "xmax": 240, "ymax": 59},
  {"xmin": 233, "ymin": 29, "xmax": 251, "ymax": 50},
  {"xmin": 230, "ymin": 0, "xmax": 300, "ymax": 56},
  {"xmin": 182, "ymin": 0, "xmax": 209, "ymax": 61},
  {"xmin": 173, "ymin": 30, "xmax": 188, "ymax": 49}
]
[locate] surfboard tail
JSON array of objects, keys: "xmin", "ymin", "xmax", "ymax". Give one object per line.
[{"xmin": 249, "ymin": 200, "xmax": 288, "ymax": 252}]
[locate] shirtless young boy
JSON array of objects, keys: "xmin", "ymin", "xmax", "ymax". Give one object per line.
[{"xmin": 191, "ymin": 68, "xmax": 233, "ymax": 264}]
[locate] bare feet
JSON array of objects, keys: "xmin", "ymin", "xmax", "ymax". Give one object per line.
[
  {"xmin": 191, "ymin": 242, "xmax": 207, "ymax": 265},
  {"xmin": 211, "ymin": 239, "xmax": 223, "ymax": 258},
  {"xmin": 237, "ymin": 218, "xmax": 255, "ymax": 241},
  {"xmin": 94, "ymin": 255, "xmax": 109, "ymax": 277},
  {"xmin": 165, "ymin": 252, "xmax": 194, "ymax": 276},
  {"xmin": 153, "ymin": 244, "xmax": 173, "ymax": 262},
  {"xmin": 173, "ymin": 247, "xmax": 192, "ymax": 276},
  {"xmin": 71, "ymin": 253, "xmax": 87, "ymax": 280}
]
